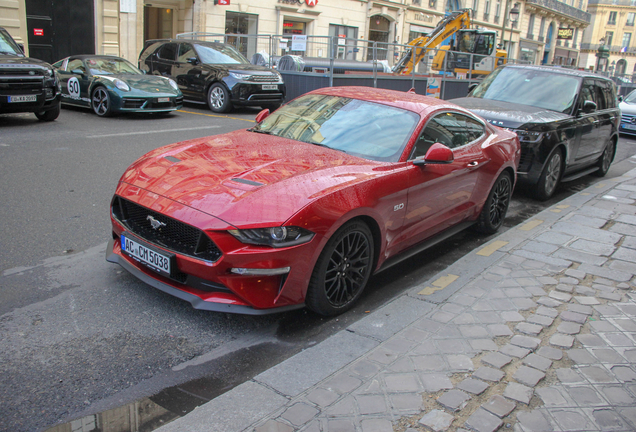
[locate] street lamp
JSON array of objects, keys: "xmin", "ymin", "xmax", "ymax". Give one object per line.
[
  {"xmin": 596, "ymin": 37, "xmax": 610, "ymax": 72},
  {"xmin": 507, "ymin": 5, "xmax": 520, "ymax": 57}
]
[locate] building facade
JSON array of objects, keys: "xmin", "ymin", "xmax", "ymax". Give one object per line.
[
  {"xmin": 579, "ymin": 0, "xmax": 636, "ymax": 77},
  {"xmin": 1, "ymin": 0, "xmax": 590, "ymax": 68}
]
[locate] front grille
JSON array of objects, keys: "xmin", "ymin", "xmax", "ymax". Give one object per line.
[
  {"xmin": 621, "ymin": 113, "xmax": 636, "ymax": 123},
  {"xmin": 112, "ymin": 197, "xmax": 222, "ymax": 262},
  {"xmin": 0, "ymin": 75, "xmax": 44, "ymax": 94},
  {"xmin": 249, "ymin": 74, "xmax": 279, "ymax": 82},
  {"xmin": 122, "ymin": 98, "xmax": 145, "ymax": 109}
]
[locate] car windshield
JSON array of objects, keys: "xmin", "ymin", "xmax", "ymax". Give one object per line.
[
  {"xmin": 0, "ymin": 31, "xmax": 22, "ymax": 56},
  {"xmin": 624, "ymin": 91, "xmax": 636, "ymax": 104},
  {"xmin": 251, "ymin": 94, "xmax": 419, "ymax": 162},
  {"xmin": 471, "ymin": 67, "xmax": 581, "ymax": 113},
  {"xmin": 194, "ymin": 43, "xmax": 248, "ymax": 65},
  {"xmin": 86, "ymin": 58, "xmax": 142, "ymax": 75}
]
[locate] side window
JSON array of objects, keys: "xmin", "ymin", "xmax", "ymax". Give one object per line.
[
  {"xmin": 593, "ymin": 81, "xmax": 607, "ymax": 110},
  {"xmin": 157, "ymin": 43, "xmax": 177, "ymax": 61},
  {"xmin": 598, "ymin": 80, "xmax": 617, "ymax": 109},
  {"xmin": 411, "ymin": 112, "xmax": 485, "ymax": 159},
  {"xmin": 580, "ymin": 80, "xmax": 597, "ymax": 110},
  {"xmin": 67, "ymin": 59, "xmax": 85, "ymax": 74},
  {"xmin": 177, "ymin": 43, "xmax": 196, "ymax": 63}
]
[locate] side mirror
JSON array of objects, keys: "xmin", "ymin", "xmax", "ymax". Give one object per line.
[
  {"xmin": 255, "ymin": 108, "xmax": 270, "ymax": 123},
  {"xmin": 187, "ymin": 57, "xmax": 199, "ymax": 65},
  {"xmin": 17, "ymin": 43, "xmax": 25, "ymax": 54},
  {"xmin": 618, "ymin": 95, "xmax": 624, "ymax": 102},
  {"xmin": 413, "ymin": 143, "xmax": 454, "ymax": 166},
  {"xmin": 582, "ymin": 100, "xmax": 597, "ymax": 114},
  {"xmin": 467, "ymin": 83, "xmax": 479, "ymax": 95}
]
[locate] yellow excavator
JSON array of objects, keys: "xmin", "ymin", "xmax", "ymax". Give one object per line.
[{"xmin": 393, "ymin": 9, "xmax": 507, "ymax": 76}]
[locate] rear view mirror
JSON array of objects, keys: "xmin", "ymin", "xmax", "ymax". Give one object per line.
[
  {"xmin": 413, "ymin": 143, "xmax": 454, "ymax": 166},
  {"xmin": 255, "ymin": 108, "xmax": 270, "ymax": 123}
]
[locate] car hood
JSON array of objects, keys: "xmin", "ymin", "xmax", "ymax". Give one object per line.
[
  {"xmin": 619, "ymin": 101, "xmax": 636, "ymax": 115},
  {"xmin": 95, "ymin": 74, "xmax": 177, "ymax": 91},
  {"xmin": 0, "ymin": 56, "xmax": 53, "ymax": 71},
  {"xmin": 119, "ymin": 129, "xmax": 384, "ymax": 227},
  {"xmin": 451, "ymin": 97, "xmax": 571, "ymax": 129}
]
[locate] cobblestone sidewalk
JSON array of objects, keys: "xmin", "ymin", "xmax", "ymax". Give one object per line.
[{"xmin": 157, "ymin": 170, "xmax": 636, "ymax": 432}]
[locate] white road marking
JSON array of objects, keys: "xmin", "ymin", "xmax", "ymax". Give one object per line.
[{"xmin": 86, "ymin": 125, "xmax": 221, "ymax": 138}]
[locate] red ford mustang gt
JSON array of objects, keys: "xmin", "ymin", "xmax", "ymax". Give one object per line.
[{"xmin": 106, "ymin": 86, "xmax": 520, "ymax": 316}]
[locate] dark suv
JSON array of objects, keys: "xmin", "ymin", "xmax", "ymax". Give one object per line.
[
  {"xmin": 139, "ymin": 39, "xmax": 285, "ymax": 113},
  {"xmin": 0, "ymin": 27, "xmax": 61, "ymax": 121},
  {"xmin": 452, "ymin": 65, "xmax": 619, "ymax": 200}
]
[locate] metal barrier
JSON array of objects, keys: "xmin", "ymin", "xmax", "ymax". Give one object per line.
[{"xmin": 175, "ymin": 32, "xmax": 529, "ymax": 101}]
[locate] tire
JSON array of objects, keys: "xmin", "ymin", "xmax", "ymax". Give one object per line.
[
  {"xmin": 35, "ymin": 103, "xmax": 60, "ymax": 122},
  {"xmin": 91, "ymin": 87, "xmax": 112, "ymax": 117},
  {"xmin": 207, "ymin": 83, "xmax": 232, "ymax": 113},
  {"xmin": 262, "ymin": 103, "xmax": 281, "ymax": 111},
  {"xmin": 474, "ymin": 171, "xmax": 512, "ymax": 234},
  {"xmin": 592, "ymin": 140, "xmax": 616, "ymax": 177},
  {"xmin": 533, "ymin": 149, "xmax": 563, "ymax": 201},
  {"xmin": 306, "ymin": 221, "xmax": 374, "ymax": 316}
]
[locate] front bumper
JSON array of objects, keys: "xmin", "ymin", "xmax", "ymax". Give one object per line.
[
  {"xmin": 229, "ymin": 82, "xmax": 286, "ymax": 107},
  {"xmin": 107, "ymin": 191, "xmax": 321, "ymax": 314},
  {"xmin": 106, "ymin": 238, "xmax": 303, "ymax": 314},
  {"xmin": 114, "ymin": 94, "xmax": 184, "ymax": 113}
]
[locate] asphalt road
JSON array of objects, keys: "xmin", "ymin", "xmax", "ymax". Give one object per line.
[{"xmin": 1, "ymin": 105, "xmax": 635, "ymax": 432}]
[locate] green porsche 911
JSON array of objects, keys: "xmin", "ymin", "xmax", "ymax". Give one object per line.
[{"xmin": 53, "ymin": 55, "xmax": 183, "ymax": 117}]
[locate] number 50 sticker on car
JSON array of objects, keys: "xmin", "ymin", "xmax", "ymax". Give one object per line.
[{"xmin": 121, "ymin": 234, "xmax": 172, "ymax": 277}]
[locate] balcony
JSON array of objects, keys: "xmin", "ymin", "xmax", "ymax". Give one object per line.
[
  {"xmin": 588, "ymin": 0, "xmax": 636, "ymax": 5},
  {"xmin": 580, "ymin": 43, "xmax": 636, "ymax": 53},
  {"xmin": 526, "ymin": 0, "xmax": 591, "ymax": 23}
]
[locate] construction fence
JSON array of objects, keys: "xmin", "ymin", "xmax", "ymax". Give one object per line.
[{"xmin": 177, "ymin": 32, "xmax": 530, "ymax": 101}]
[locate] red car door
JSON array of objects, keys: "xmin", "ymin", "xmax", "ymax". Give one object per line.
[{"xmin": 396, "ymin": 111, "xmax": 490, "ymax": 251}]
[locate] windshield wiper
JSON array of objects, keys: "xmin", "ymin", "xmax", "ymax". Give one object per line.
[
  {"xmin": 247, "ymin": 128, "xmax": 273, "ymax": 135},
  {"xmin": 307, "ymin": 141, "xmax": 348, "ymax": 154}
]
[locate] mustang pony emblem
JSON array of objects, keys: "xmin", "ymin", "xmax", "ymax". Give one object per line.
[{"xmin": 147, "ymin": 215, "xmax": 166, "ymax": 230}]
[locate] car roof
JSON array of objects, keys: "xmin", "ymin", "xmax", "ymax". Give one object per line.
[
  {"xmin": 67, "ymin": 55, "xmax": 127, "ymax": 61},
  {"xmin": 502, "ymin": 64, "xmax": 612, "ymax": 81},
  {"xmin": 307, "ymin": 86, "xmax": 472, "ymax": 116}
]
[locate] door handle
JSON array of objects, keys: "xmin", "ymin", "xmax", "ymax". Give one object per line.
[{"xmin": 468, "ymin": 161, "xmax": 479, "ymax": 167}]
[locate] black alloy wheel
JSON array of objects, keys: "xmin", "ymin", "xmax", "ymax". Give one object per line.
[
  {"xmin": 475, "ymin": 171, "xmax": 512, "ymax": 234},
  {"xmin": 592, "ymin": 140, "xmax": 616, "ymax": 177},
  {"xmin": 534, "ymin": 149, "xmax": 563, "ymax": 201},
  {"xmin": 306, "ymin": 221, "xmax": 374, "ymax": 316},
  {"xmin": 91, "ymin": 87, "xmax": 112, "ymax": 117}
]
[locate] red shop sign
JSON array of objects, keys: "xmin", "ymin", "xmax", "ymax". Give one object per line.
[
  {"xmin": 306, "ymin": 0, "xmax": 318, "ymax": 6},
  {"xmin": 34, "ymin": 28, "xmax": 44, "ymax": 36},
  {"xmin": 214, "ymin": 0, "xmax": 230, "ymax": 5}
]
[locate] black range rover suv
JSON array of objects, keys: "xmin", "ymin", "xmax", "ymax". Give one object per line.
[
  {"xmin": 139, "ymin": 39, "xmax": 285, "ymax": 113},
  {"xmin": 452, "ymin": 65, "xmax": 619, "ymax": 200},
  {"xmin": 0, "ymin": 27, "xmax": 61, "ymax": 121}
]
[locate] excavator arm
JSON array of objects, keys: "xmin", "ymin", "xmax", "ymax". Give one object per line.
[{"xmin": 393, "ymin": 9, "xmax": 472, "ymax": 75}]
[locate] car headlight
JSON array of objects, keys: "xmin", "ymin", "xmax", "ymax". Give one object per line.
[
  {"xmin": 167, "ymin": 78, "xmax": 179, "ymax": 90},
  {"xmin": 228, "ymin": 226, "xmax": 314, "ymax": 248},
  {"xmin": 230, "ymin": 72, "xmax": 252, "ymax": 81},
  {"xmin": 114, "ymin": 79, "xmax": 130, "ymax": 91},
  {"xmin": 514, "ymin": 130, "xmax": 543, "ymax": 143}
]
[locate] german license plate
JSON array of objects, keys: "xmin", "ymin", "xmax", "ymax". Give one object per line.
[
  {"xmin": 262, "ymin": 84, "xmax": 278, "ymax": 90},
  {"xmin": 157, "ymin": 97, "xmax": 170, "ymax": 103},
  {"xmin": 622, "ymin": 123, "xmax": 636, "ymax": 130},
  {"xmin": 121, "ymin": 234, "xmax": 172, "ymax": 277},
  {"xmin": 9, "ymin": 95, "xmax": 37, "ymax": 103}
]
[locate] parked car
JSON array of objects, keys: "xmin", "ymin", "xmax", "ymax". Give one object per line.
[
  {"xmin": 52, "ymin": 55, "xmax": 183, "ymax": 116},
  {"xmin": 0, "ymin": 26, "xmax": 61, "ymax": 121},
  {"xmin": 451, "ymin": 65, "xmax": 619, "ymax": 200},
  {"xmin": 138, "ymin": 39, "xmax": 285, "ymax": 113},
  {"xmin": 619, "ymin": 89, "xmax": 636, "ymax": 137},
  {"xmin": 106, "ymin": 87, "xmax": 520, "ymax": 316}
]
